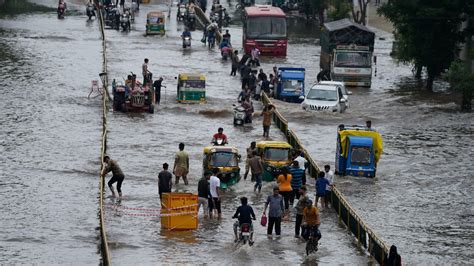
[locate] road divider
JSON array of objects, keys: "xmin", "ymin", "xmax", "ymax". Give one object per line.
[
  {"xmin": 95, "ymin": 2, "xmax": 111, "ymax": 265},
  {"xmin": 261, "ymin": 92, "xmax": 391, "ymax": 264}
]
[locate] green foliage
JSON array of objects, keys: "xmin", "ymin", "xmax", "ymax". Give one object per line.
[
  {"xmin": 448, "ymin": 60, "xmax": 474, "ymax": 111},
  {"xmin": 328, "ymin": 0, "xmax": 351, "ymax": 21},
  {"xmin": 378, "ymin": 0, "xmax": 469, "ymax": 90}
]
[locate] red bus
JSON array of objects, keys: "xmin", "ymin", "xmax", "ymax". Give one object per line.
[{"xmin": 243, "ymin": 6, "xmax": 288, "ymax": 56}]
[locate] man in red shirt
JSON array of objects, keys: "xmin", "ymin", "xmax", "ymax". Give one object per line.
[{"xmin": 212, "ymin": 127, "xmax": 228, "ymax": 145}]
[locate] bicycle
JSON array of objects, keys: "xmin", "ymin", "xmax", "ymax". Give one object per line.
[{"xmin": 304, "ymin": 225, "xmax": 321, "ymax": 256}]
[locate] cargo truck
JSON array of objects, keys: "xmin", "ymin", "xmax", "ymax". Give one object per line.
[{"xmin": 319, "ymin": 19, "xmax": 375, "ymax": 87}]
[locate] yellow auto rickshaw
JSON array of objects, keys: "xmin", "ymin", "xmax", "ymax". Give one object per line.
[
  {"xmin": 257, "ymin": 141, "xmax": 292, "ymax": 182},
  {"xmin": 177, "ymin": 73, "xmax": 206, "ymax": 103},
  {"xmin": 146, "ymin": 11, "xmax": 165, "ymax": 35},
  {"xmin": 203, "ymin": 146, "xmax": 240, "ymax": 189}
]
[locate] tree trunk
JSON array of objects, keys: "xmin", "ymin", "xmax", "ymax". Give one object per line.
[
  {"xmin": 461, "ymin": 88, "xmax": 472, "ymax": 112},
  {"xmin": 415, "ymin": 65, "xmax": 422, "ymax": 79},
  {"xmin": 426, "ymin": 66, "xmax": 435, "ymax": 91}
]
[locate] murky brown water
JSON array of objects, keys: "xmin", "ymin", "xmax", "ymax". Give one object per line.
[{"xmin": 0, "ymin": 0, "xmax": 472, "ymax": 264}]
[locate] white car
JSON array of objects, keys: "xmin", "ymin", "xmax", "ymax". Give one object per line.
[{"xmin": 301, "ymin": 81, "xmax": 351, "ymax": 113}]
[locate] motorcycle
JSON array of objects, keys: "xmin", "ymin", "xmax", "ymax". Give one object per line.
[
  {"xmin": 233, "ymin": 105, "xmax": 246, "ymax": 126},
  {"xmin": 120, "ymin": 13, "xmax": 131, "ymax": 31},
  {"xmin": 221, "ymin": 49, "xmax": 230, "ymax": 60},
  {"xmin": 304, "ymin": 225, "xmax": 321, "ymax": 255},
  {"xmin": 182, "ymin": 36, "xmax": 191, "ymax": 48},
  {"xmin": 212, "ymin": 138, "xmax": 227, "ymax": 146},
  {"xmin": 177, "ymin": 4, "xmax": 186, "ymax": 21},
  {"xmin": 57, "ymin": 3, "xmax": 66, "ymax": 19},
  {"xmin": 237, "ymin": 223, "xmax": 253, "ymax": 246},
  {"xmin": 86, "ymin": 4, "xmax": 95, "ymax": 20}
]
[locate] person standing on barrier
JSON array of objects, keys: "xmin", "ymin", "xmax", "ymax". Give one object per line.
[
  {"xmin": 261, "ymin": 104, "xmax": 274, "ymax": 139},
  {"xmin": 248, "ymin": 150, "xmax": 263, "ymax": 193},
  {"xmin": 294, "ymin": 186, "xmax": 310, "ymax": 238},
  {"xmin": 289, "ymin": 161, "xmax": 304, "ymax": 206},
  {"xmin": 323, "ymin": 165, "xmax": 334, "ymax": 207},
  {"xmin": 197, "ymin": 172, "xmax": 211, "ymax": 218},
  {"xmin": 158, "ymin": 163, "xmax": 173, "ymax": 201},
  {"xmin": 102, "ymin": 156, "xmax": 125, "ymax": 198},
  {"xmin": 277, "ymin": 167, "xmax": 293, "ymax": 216},
  {"xmin": 263, "ymin": 186, "xmax": 284, "ymax": 237},
  {"xmin": 209, "ymin": 168, "xmax": 222, "ymax": 218},
  {"xmin": 315, "ymin": 171, "xmax": 329, "ymax": 209},
  {"xmin": 173, "ymin": 143, "xmax": 189, "ymax": 185}
]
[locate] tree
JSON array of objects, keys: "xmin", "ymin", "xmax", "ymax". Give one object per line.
[
  {"xmin": 350, "ymin": 0, "xmax": 370, "ymax": 25},
  {"xmin": 378, "ymin": 0, "xmax": 469, "ymax": 91},
  {"xmin": 448, "ymin": 60, "xmax": 473, "ymax": 112},
  {"xmin": 308, "ymin": 0, "xmax": 328, "ymax": 26},
  {"xmin": 328, "ymin": 0, "xmax": 351, "ymax": 21}
]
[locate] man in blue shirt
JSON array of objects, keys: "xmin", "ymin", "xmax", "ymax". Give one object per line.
[
  {"xmin": 289, "ymin": 160, "xmax": 305, "ymax": 206},
  {"xmin": 232, "ymin": 197, "xmax": 256, "ymax": 244},
  {"xmin": 315, "ymin": 172, "xmax": 329, "ymax": 209}
]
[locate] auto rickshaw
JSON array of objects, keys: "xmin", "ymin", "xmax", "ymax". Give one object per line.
[
  {"xmin": 146, "ymin": 11, "xmax": 165, "ymax": 35},
  {"xmin": 256, "ymin": 141, "xmax": 292, "ymax": 182},
  {"xmin": 177, "ymin": 73, "xmax": 206, "ymax": 103},
  {"xmin": 203, "ymin": 146, "xmax": 241, "ymax": 189},
  {"xmin": 335, "ymin": 125, "xmax": 383, "ymax": 177}
]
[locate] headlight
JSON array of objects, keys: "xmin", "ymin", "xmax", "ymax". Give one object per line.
[
  {"xmin": 266, "ymin": 167, "xmax": 272, "ymax": 171},
  {"xmin": 230, "ymin": 173, "xmax": 235, "ymax": 177}
]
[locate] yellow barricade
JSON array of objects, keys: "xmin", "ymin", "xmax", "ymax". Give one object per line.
[{"xmin": 161, "ymin": 193, "xmax": 198, "ymax": 230}]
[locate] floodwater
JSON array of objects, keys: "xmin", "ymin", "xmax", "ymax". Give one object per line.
[{"xmin": 0, "ymin": 0, "xmax": 472, "ymax": 265}]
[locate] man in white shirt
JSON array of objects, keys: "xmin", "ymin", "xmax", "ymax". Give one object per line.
[
  {"xmin": 324, "ymin": 164, "xmax": 334, "ymax": 207},
  {"xmin": 294, "ymin": 152, "xmax": 307, "ymax": 171},
  {"xmin": 209, "ymin": 168, "xmax": 221, "ymax": 218}
]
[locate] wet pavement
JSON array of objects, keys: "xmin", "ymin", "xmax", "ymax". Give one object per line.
[{"xmin": 0, "ymin": 0, "xmax": 472, "ymax": 264}]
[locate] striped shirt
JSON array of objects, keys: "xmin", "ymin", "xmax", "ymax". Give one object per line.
[{"xmin": 290, "ymin": 166, "xmax": 305, "ymax": 189}]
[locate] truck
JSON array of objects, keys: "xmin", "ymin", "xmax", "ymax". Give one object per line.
[
  {"xmin": 335, "ymin": 125, "xmax": 383, "ymax": 178},
  {"xmin": 319, "ymin": 19, "xmax": 375, "ymax": 87}
]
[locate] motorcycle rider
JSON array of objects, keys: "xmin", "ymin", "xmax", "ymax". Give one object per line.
[
  {"xmin": 182, "ymin": 27, "xmax": 192, "ymax": 47},
  {"xmin": 302, "ymin": 200, "xmax": 321, "ymax": 241},
  {"xmin": 222, "ymin": 29, "xmax": 231, "ymax": 44},
  {"xmin": 58, "ymin": 0, "xmax": 67, "ymax": 16},
  {"xmin": 212, "ymin": 127, "xmax": 228, "ymax": 145},
  {"xmin": 232, "ymin": 197, "xmax": 256, "ymax": 244},
  {"xmin": 241, "ymin": 96, "xmax": 254, "ymax": 124}
]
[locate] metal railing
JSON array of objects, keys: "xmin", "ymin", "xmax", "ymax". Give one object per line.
[
  {"xmin": 261, "ymin": 92, "xmax": 390, "ymax": 263},
  {"xmin": 96, "ymin": 3, "xmax": 112, "ymax": 265}
]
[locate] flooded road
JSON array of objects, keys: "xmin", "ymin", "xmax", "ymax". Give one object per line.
[{"xmin": 0, "ymin": 0, "xmax": 472, "ymax": 264}]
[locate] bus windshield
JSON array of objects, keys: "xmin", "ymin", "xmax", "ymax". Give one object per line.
[
  {"xmin": 264, "ymin": 148, "xmax": 289, "ymax": 161},
  {"xmin": 246, "ymin": 17, "xmax": 287, "ymax": 39},
  {"xmin": 350, "ymin": 147, "xmax": 371, "ymax": 165},
  {"xmin": 334, "ymin": 52, "xmax": 371, "ymax": 67},
  {"xmin": 210, "ymin": 152, "xmax": 238, "ymax": 167}
]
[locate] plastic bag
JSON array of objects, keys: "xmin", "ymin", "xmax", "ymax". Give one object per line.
[{"xmin": 260, "ymin": 214, "xmax": 267, "ymax": 226}]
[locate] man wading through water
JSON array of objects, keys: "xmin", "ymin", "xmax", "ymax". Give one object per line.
[
  {"xmin": 101, "ymin": 156, "xmax": 125, "ymax": 198},
  {"xmin": 173, "ymin": 143, "xmax": 189, "ymax": 185}
]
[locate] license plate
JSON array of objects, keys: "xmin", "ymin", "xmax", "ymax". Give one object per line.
[{"xmin": 242, "ymin": 232, "xmax": 250, "ymax": 236}]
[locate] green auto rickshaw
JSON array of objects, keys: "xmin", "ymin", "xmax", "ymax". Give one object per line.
[
  {"xmin": 177, "ymin": 73, "xmax": 206, "ymax": 103},
  {"xmin": 203, "ymin": 146, "xmax": 241, "ymax": 189},
  {"xmin": 146, "ymin": 11, "xmax": 165, "ymax": 35},
  {"xmin": 257, "ymin": 141, "xmax": 292, "ymax": 182}
]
